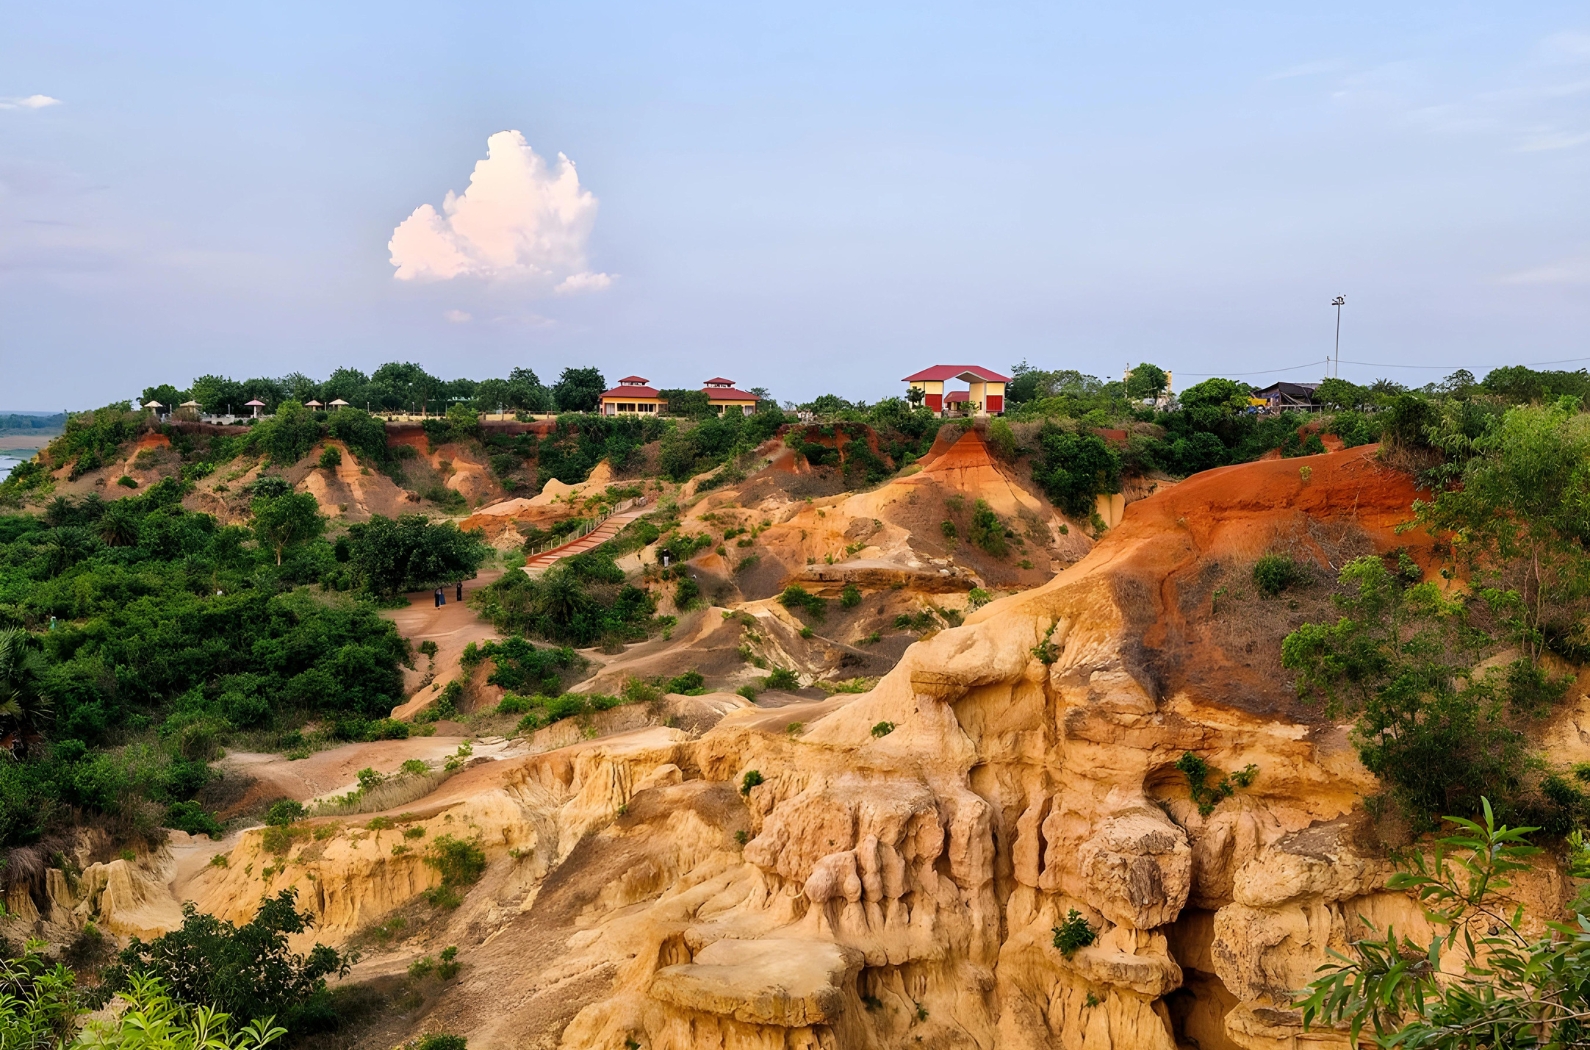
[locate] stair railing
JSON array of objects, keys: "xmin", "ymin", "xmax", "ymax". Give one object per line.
[{"xmin": 524, "ymin": 495, "xmax": 648, "ymax": 560}]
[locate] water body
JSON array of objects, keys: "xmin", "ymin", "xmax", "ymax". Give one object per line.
[{"xmin": 0, "ymin": 455, "xmax": 22, "ymax": 481}]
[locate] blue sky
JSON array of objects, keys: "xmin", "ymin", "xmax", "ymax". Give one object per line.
[{"xmin": 2, "ymin": 1, "xmax": 1587, "ymax": 409}]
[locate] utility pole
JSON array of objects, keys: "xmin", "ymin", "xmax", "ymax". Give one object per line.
[{"xmin": 1330, "ymin": 296, "xmax": 1346, "ymax": 378}]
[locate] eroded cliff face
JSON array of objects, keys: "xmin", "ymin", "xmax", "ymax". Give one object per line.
[{"xmin": 156, "ymin": 445, "xmax": 1582, "ymax": 1049}]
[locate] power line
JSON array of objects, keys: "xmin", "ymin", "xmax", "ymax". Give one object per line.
[
  {"xmin": 1178, "ymin": 360, "xmax": 1326, "ymax": 377},
  {"xmin": 1177, "ymin": 355, "xmax": 1590, "ymax": 379}
]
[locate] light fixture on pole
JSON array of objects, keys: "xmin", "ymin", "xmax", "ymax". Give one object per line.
[{"xmin": 1330, "ymin": 296, "xmax": 1346, "ymax": 378}]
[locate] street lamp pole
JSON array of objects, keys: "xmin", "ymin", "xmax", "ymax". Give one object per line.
[{"xmin": 1330, "ymin": 296, "xmax": 1346, "ymax": 378}]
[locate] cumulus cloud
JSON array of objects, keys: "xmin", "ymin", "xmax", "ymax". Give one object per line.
[
  {"xmin": 389, "ymin": 130, "xmax": 612, "ymax": 294},
  {"xmin": 443, "ymin": 309, "xmax": 472, "ymax": 323},
  {"xmin": 0, "ymin": 95, "xmax": 62, "ymax": 110}
]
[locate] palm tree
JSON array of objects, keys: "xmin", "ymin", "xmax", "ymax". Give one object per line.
[
  {"xmin": 42, "ymin": 496, "xmax": 75, "ymax": 528},
  {"xmin": 41, "ymin": 527, "xmax": 95, "ymax": 577},
  {"xmin": 0, "ymin": 629, "xmax": 51, "ymax": 746},
  {"xmin": 97, "ymin": 502, "xmax": 140, "ymax": 547}
]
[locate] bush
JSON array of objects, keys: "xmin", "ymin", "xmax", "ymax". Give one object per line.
[
  {"xmin": 778, "ymin": 585, "xmax": 826, "ymax": 620},
  {"xmin": 673, "ymin": 574, "xmax": 701, "ymax": 610},
  {"xmin": 417, "ymin": 1035, "xmax": 468, "ymax": 1050},
  {"xmin": 839, "ymin": 582, "xmax": 862, "ymax": 609},
  {"xmin": 966, "ymin": 499, "xmax": 1008, "ymax": 557},
  {"xmin": 665, "ymin": 670, "xmax": 705, "ymax": 694},
  {"xmin": 740, "ymin": 770, "xmax": 763, "ymax": 795},
  {"xmin": 425, "ymin": 835, "xmax": 487, "ymax": 895},
  {"xmin": 165, "ymin": 800, "xmax": 223, "ymax": 838},
  {"xmin": 765, "ymin": 668, "xmax": 799, "ymax": 690},
  {"xmin": 1052, "ymin": 909, "xmax": 1096, "ymax": 957},
  {"xmin": 101, "ymin": 890, "xmax": 352, "ymax": 1035},
  {"xmin": 317, "ymin": 446, "xmax": 342, "ymax": 469},
  {"xmin": 264, "ymin": 799, "xmax": 306, "ymax": 827},
  {"xmin": 1252, "ymin": 553, "xmax": 1308, "ymax": 596}
]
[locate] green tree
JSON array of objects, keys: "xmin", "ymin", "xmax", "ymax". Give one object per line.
[
  {"xmin": 1032, "ymin": 426, "xmax": 1121, "ymax": 518},
  {"xmin": 187, "ymin": 376, "xmax": 246, "ymax": 415},
  {"xmin": 103, "ymin": 890, "xmax": 350, "ymax": 1036},
  {"xmin": 1124, "ymin": 362, "xmax": 1169, "ymax": 403},
  {"xmin": 250, "ymin": 492, "xmax": 324, "ymax": 567},
  {"xmin": 1176, "ymin": 377, "xmax": 1250, "ymax": 414},
  {"xmin": 345, "ymin": 515, "xmax": 487, "ymax": 596},
  {"xmin": 1413, "ymin": 403, "xmax": 1590, "ymax": 665},
  {"xmin": 552, "ymin": 367, "xmax": 606, "ymax": 413},
  {"xmin": 1314, "ymin": 377, "xmax": 1369, "ymax": 412},
  {"xmin": 250, "ymin": 401, "xmax": 324, "ymax": 466},
  {"xmin": 141, "ymin": 384, "xmax": 183, "ymax": 411},
  {"xmin": 1282, "ymin": 555, "xmax": 1539, "ymax": 829},
  {"xmin": 660, "ymin": 389, "xmax": 712, "ymax": 418}
]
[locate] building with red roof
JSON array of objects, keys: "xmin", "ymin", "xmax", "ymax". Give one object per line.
[
  {"xmin": 598, "ymin": 376, "xmax": 663, "ymax": 417},
  {"xmin": 902, "ymin": 365, "xmax": 1009, "ymax": 416},
  {"xmin": 702, "ymin": 377, "xmax": 760, "ymax": 417}
]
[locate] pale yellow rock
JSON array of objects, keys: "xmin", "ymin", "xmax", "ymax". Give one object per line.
[{"xmin": 648, "ymin": 938, "xmax": 864, "ymax": 1026}]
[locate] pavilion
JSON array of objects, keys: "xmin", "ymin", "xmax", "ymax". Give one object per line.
[
  {"xmin": 598, "ymin": 376, "xmax": 663, "ymax": 417},
  {"xmin": 701, "ymin": 378, "xmax": 759, "ymax": 416}
]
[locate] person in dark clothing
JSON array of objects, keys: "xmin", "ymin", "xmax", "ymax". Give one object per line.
[
  {"xmin": 434, "ymin": 588, "xmax": 444, "ymax": 607},
  {"xmin": 456, "ymin": 581, "xmax": 464, "ymax": 602}
]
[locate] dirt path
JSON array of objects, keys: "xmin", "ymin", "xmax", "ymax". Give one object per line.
[{"xmin": 384, "ymin": 572, "xmax": 505, "ymax": 716}]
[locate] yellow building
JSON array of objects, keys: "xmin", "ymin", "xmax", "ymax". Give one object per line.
[
  {"xmin": 702, "ymin": 377, "xmax": 760, "ymax": 416},
  {"xmin": 902, "ymin": 365, "xmax": 1009, "ymax": 415},
  {"xmin": 598, "ymin": 376, "xmax": 664, "ymax": 416}
]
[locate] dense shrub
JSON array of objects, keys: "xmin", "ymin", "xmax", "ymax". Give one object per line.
[
  {"xmin": 1032, "ymin": 426, "xmax": 1121, "ymax": 518},
  {"xmin": 102, "ymin": 890, "xmax": 352, "ymax": 1035},
  {"xmin": 473, "ymin": 554, "xmax": 659, "ymax": 647}
]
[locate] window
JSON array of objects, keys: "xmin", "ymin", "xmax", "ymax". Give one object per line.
[
  {"xmin": 639, "ymin": 403, "xmax": 656, "ymax": 413},
  {"xmin": 619, "ymin": 403, "xmax": 636, "ymax": 412}
]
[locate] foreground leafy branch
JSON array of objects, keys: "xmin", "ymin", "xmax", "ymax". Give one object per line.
[{"xmin": 1299, "ymin": 798, "xmax": 1590, "ymax": 1048}]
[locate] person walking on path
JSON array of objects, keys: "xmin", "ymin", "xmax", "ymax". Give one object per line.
[
  {"xmin": 456, "ymin": 581, "xmax": 464, "ymax": 602},
  {"xmin": 434, "ymin": 587, "xmax": 444, "ymax": 608}
]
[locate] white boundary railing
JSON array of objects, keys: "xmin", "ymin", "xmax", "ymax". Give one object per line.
[{"xmin": 524, "ymin": 495, "xmax": 647, "ymax": 560}]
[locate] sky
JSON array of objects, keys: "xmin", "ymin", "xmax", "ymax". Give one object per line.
[{"xmin": 2, "ymin": 1, "xmax": 1587, "ymax": 410}]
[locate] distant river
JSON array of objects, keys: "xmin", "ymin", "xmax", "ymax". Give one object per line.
[{"xmin": 0, "ymin": 455, "xmax": 23, "ymax": 481}]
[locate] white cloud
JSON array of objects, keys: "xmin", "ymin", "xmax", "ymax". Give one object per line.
[
  {"xmin": 1500, "ymin": 255, "xmax": 1590, "ymax": 285},
  {"xmin": 0, "ymin": 95, "xmax": 62, "ymax": 110},
  {"xmin": 388, "ymin": 130, "xmax": 611, "ymax": 294},
  {"xmin": 443, "ymin": 309, "xmax": 472, "ymax": 323},
  {"xmin": 554, "ymin": 271, "xmax": 614, "ymax": 295}
]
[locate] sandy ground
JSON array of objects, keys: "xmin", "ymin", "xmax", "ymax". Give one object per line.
[
  {"xmin": 384, "ymin": 572, "xmax": 505, "ymax": 716},
  {"xmin": 218, "ymin": 735, "xmax": 525, "ymax": 807}
]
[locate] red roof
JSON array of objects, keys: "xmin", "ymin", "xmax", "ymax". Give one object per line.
[
  {"xmin": 944, "ymin": 391, "xmax": 972, "ymax": 403},
  {"xmin": 600, "ymin": 384, "xmax": 660, "ymax": 399},
  {"xmin": 617, "ymin": 375, "xmax": 649, "ymax": 384},
  {"xmin": 703, "ymin": 386, "xmax": 758, "ymax": 401},
  {"xmin": 703, "ymin": 377, "xmax": 737, "ymax": 386},
  {"xmin": 901, "ymin": 365, "xmax": 1011, "ymax": 383}
]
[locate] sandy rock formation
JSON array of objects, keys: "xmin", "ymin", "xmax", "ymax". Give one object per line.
[{"xmin": 84, "ymin": 444, "xmax": 1590, "ymax": 1050}]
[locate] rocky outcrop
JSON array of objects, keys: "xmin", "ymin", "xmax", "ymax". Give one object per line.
[{"xmin": 126, "ymin": 444, "xmax": 1586, "ymax": 1050}]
